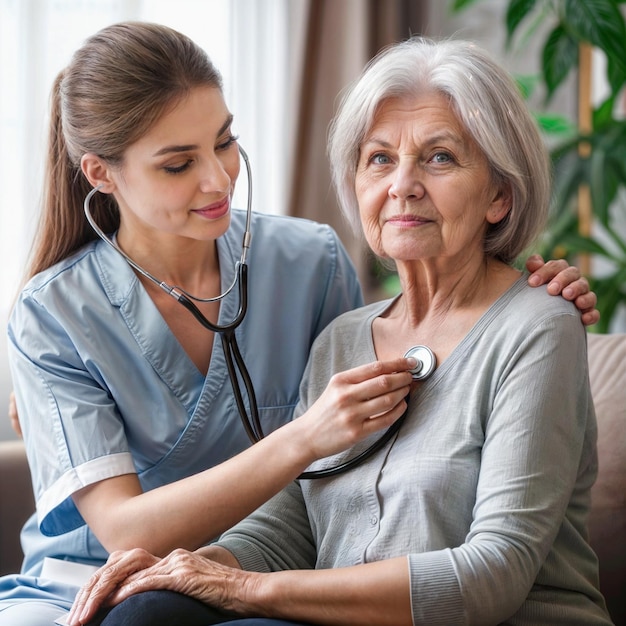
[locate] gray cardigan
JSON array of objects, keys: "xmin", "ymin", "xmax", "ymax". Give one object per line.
[{"xmin": 217, "ymin": 278, "xmax": 612, "ymax": 625}]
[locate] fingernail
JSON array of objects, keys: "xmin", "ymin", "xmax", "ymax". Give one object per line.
[{"xmin": 406, "ymin": 357, "xmax": 417, "ymax": 367}]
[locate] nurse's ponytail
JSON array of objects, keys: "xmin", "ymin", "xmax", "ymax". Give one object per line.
[{"xmin": 26, "ymin": 70, "xmax": 111, "ymax": 279}]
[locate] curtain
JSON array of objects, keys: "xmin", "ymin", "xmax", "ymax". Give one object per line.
[{"xmin": 287, "ymin": 0, "xmax": 428, "ymax": 302}]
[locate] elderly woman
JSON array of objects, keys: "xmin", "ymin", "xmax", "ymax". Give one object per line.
[{"xmin": 69, "ymin": 38, "xmax": 612, "ymax": 626}]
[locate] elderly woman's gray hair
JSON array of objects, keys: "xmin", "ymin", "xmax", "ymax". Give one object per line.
[{"xmin": 328, "ymin": 37, "xmax": 552, "ymax": 265}]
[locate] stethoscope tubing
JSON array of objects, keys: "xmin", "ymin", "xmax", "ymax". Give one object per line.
[{"xmin": 298, "ymin": 406, "xmax": 408, "ymax": 479}]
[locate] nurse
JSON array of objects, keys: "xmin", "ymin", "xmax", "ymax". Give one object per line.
[{"xmin": 1, "ymin": 21, "xmax": 597, "ymax": 626}]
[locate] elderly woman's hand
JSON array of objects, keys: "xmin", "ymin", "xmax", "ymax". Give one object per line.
[
  {"xmin": 525, "ymin": 255, "xmax": 599, "ymax": 326},
  {"xmin": 68, "ymin": 548, "xmax": 252, "ymax": 625},
  {"xmin": 67, "ymin": 549, "xmax": 161, "ymax": 625}
]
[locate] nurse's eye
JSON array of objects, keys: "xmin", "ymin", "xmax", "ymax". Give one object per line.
[
  {"xmin": 164, "ymin": 160, "xmax": 193, "ymax": 174},
  {"xmin": 217, "ymin": 134, "xmax": 239, "ymax": 151}
]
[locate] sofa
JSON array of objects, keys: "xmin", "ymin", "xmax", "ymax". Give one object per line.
[{"xmin": 0, "ymin": 333, "xmax": 624, "ymax": 623}]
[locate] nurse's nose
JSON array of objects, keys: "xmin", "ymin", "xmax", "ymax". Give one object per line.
[
  {"xmin": 388, "ymin": 161, "xmax": 425, "ymax": 201},
  {"xmin": 198, "ymin": 154, "xmax": 232, "ymax": 194}
]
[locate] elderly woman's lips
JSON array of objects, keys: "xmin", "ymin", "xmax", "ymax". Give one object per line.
[{"xmin": 387, "ymin": 215, "xmax": 431, "ymax": 226}]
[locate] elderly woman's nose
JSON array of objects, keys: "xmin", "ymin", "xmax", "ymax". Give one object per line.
[{"xmin": 388, "ymin": 162, "xmax": 425, "ymax": 200}]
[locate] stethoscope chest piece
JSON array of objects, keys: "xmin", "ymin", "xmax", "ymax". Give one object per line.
[{"xmin": 404, "ymin": 345, "xmax": 437, "ymax": 380}]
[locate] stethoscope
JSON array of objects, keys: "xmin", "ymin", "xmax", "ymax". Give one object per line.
[{"xmin": 84, "ymin": 145, "xmax": 437, "ymax": 479}]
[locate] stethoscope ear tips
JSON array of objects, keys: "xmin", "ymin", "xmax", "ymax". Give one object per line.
[{"xmin": 404, "ymin": 345, "xmax": 437, "ymax": 380}]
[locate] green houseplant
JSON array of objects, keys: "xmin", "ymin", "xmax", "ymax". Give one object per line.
[{"xmin": 450, "ymin": 0, "xmax": 626, "ymax": 332}]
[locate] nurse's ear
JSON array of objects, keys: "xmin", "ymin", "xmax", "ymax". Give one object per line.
[{"xmin": 81, "ymin": 153, "xmax": 116, "ymax": 194}]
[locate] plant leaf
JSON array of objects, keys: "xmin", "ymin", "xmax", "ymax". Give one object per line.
[
  {"xmin": 515, "ymin": 73, "xmax": 541, "ymax": 99},
  {"xmin": 536, "ymin": 112, "xmax": 577, "ymax": 135},
  {"xmin": 449, "ymin": 0, "xmax": 483, "ymax": 12},
  {"xmin": 505, "ymin": 0, "xmax": 538, "ymax": 42},
  {"xmin": 592, "ymin": 95, "xmax": 616, "ymax": 128},
  {"xmin": 550, "ymin": 153, "xmax": 586, "ymax": 222},
  {"xmin": 559, "ymin": 232, "xmax": 613, "ymax": 257},
  {"xmin": 591, "ymin": 267, "xmax": 626, "ymax": 332},
  {"xmin": 589, "ymin": 147, "xmax": 612, "ymax": 224},
  {"xmin": 542, "ymin": 24, "xmax": 579, "ymax": 100},
  {"xmin": 607, "ymin": 54, "xmax": 626, "ymax": 95},
  {"xmin": 563, "ymin": 0, "xmax": 626, "ymax": 76}
]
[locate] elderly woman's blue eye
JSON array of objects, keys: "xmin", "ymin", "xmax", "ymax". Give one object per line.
[
  {"xmin": 371, "ymin": 153, "xmax": 391, "ymax": 164},
  {"xmin": 433, "ymin": 152, "xmax": 452, "ymax": 163}
]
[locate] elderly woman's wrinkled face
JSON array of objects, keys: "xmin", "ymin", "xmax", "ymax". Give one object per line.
[{"xmin": 355, "ymin": 93, "xmax": 509, "ymax": 265}]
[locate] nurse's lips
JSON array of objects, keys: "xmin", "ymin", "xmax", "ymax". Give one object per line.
[{"xmin": 193, "ymin": 197, "xmax": 230, "ymax": 219}]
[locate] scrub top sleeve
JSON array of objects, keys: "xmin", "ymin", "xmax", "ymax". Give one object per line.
[{"xmin": 7, "ymin": 296, "xmax": 135, "ymax": 537}]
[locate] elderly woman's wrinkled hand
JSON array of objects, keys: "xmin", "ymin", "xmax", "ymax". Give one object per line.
[
  {"xmin": 68, "ymin": 548, "xmax": 253, "ymax": 625},
  {"xmin": 67, "ymin": 548, "xmax": 160, "ymax": 625}
]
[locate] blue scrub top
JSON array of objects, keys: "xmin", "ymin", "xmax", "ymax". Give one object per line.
[{"xmin": 5, "ymin": 209, "xmax": 362, "ymax": 583}]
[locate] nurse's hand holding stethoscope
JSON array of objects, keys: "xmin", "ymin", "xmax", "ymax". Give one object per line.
[{"xmin": 290, "ymin": 356, "xmax": 416, "ymax": 463}]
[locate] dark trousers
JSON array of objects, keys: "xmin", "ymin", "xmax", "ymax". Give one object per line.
[{"xmin": 91, "ymin": 590, "xmax": 311, "ymax": 626}]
